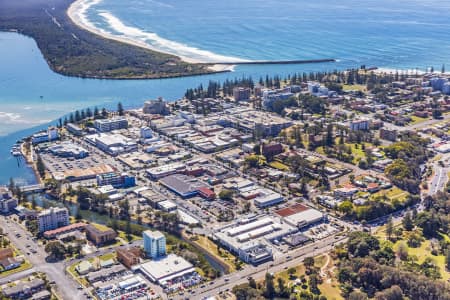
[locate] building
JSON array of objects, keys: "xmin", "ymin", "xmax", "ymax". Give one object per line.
[
  {"xmin": 85, "ymin": 224, "xmax": 117, "ymax": 246},
  {"xmin": 138, "ymin": 254, "xmax": 196, "ymax": 284},
  {"xmin": 143, "ymin": 230, "xmax": 166, "ymax": 259},
  {"xmin": 37, "ymin": 207, "xmax": 69, "ymax": 233},
  {"xmin": 275, "ymin": 204, "xmax": 324, "ymax": 228},
  {"xmin": 261, "ymin": 143, "xmax": 283, "ymax": 157},
  {"xmin": 159, "ymin": 174, "xmax": 209, "ymax": 198},
  {"xmin": 140, "ymin": 127, "xmax": 153, "ymax": 139},
  {"xmin": 233, "ymin": 87, "xmax": 251, "ymax": 101},
  {"xmin": 214, "ymin": 215, "xmax": 296, "ymax": 264},
  {"xmin": 48, "ymin": 142, "xmax": 89, "ymax": 159},
  {"xmin": 94, "ymin": 117, "xmax": 128, "ymax": 132},
  {"xmin": 86, "ymin": 133, "xmax": 137, "ymax": 156},
  {"xmin": 350, "ymin": 119, "xmax": 370, "ymax": 131},
  {"xmin": 253, "ymin": 190, "xmax": 284, "ymax": 208},
  {"xmin": 143, "ymin": 98, "xmax": 169, "ymax": 115},
  {"xmin": 379, "ymin": 128, "xmax": 398, "ymax": 142},
  {"xmin": 31, "ymin": 127, "xmax": 59, "ymax": 144},
  {"xmin": 96, "ymin": 172, "xmax": 136, "ymax": 188},
  {"xmin": 157, "ymin": 200, "xmax": 177, "ymax": 212},
  {"xmin": 116, "ymin": 247, "xmax": 142, "ymax": 268},
  {"xmin": 1, "ymin": 278, "xmax": 45, "ymax": 299},
  {"xmin": 76, "ymin": 260, "xmax": 93, "ymax": 275},
  {"xmin": 67, "ymin": 123, "xmax": 83, "ymax": 136},
  {"xmin": 0, "ymin": 187, "xmax": 17, "ymax": 214},
  {"xmin": 43, "ymin": 222, "xmax": 86, "ymax": 239},
  {"xmin": 0, "ymin": 247, "xmax": 13, "ymax": 260}
]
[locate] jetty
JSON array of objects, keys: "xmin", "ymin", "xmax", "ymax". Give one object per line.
[{"xmin": 208, "ymin": 58, "xmax": 336, "ymax": 65}]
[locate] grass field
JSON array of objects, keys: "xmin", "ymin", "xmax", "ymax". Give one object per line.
[
  {"xmin": 371, "ymin": 187, "xmax": 408, "ymax": 202},
  {"xmin": 394, "ymin": 239, "xmax": 450, "ymax": 281},
  {"xmin": 342, "ymin": 84, "xmax": 366, "ymax": 92},
  {"xmin": 269, "ymin": 161, "xmax": 289, "ymax": 171},
  {"xmin": 410, "ymin": 115, "xmax": 429, "ymax": 125}
]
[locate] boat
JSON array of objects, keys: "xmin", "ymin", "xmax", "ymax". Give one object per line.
[{"xmin": 10, "ymin": 144, "xmax": 22, "ymax": 156}]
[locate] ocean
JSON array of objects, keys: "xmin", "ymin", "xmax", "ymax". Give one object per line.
[{"xmin": 1, "ymin": 0, "xmax": 450, "ymax": 184}]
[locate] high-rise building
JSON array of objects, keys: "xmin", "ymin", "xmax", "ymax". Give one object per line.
[
  {"xmin": 143, "ymin": 230, "xmax": 166, "ymax": 259},
  {"xmin": 37, "ymin": 207, "xmax": 69, "ymax": 233}
]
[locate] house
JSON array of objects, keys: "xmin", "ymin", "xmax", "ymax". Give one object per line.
[{"xmin": 76, "ymin": 260, "xmax": 93, "ymax": 275}]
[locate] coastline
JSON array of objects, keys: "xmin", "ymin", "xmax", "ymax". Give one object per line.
[{"xmin": 67, "ymin": 0, "xmax": 235, "ymax": 73}]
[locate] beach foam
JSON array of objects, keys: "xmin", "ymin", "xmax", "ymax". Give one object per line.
[{"xmin": 69, "ymin": 0, "xmax": 247, "ymax": 64}]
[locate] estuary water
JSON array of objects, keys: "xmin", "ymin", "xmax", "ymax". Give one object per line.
[{"xmin": 1, "ymin": 0, "xmax": 450, "ymax": 184}]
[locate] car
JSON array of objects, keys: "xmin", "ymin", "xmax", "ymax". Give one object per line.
[{"xmin": 78, "ymin": 285, "xmax": 83, "ymax": 290}]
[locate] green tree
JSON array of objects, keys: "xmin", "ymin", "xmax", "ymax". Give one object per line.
[
  {"xmin": 386, "ymin": 216, "xmax": 394, "ymax": 241},
  {"xmin": 402, "ymin": 211, "xmax": 413, "ymax": 231},
  {"xmin": 36, "ymin": 154, "xmax": 46, "ymax": 178},
  {"xmin": 44, "ymin": 241, "xmax": 66, "ymax": 260},
  {"xmin": 264, "ymin": 272, "xmax": 276, "ymax": 298},
  {"xmin": 118, "ymin": 102, "xmax": 124, "ymax": 116}
]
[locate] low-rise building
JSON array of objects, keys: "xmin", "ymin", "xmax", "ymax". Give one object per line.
[
  {"xmin": 94, "ymin": 117, "xmax": 128, "ymax": 132},
  {"xmin": 85, "ymin": 224, "xmax": 117, "ymax": 246},
  {"xmin": 138, "ymin": 254, "xmax": 196, "ymax": 284},
  {"xmin": 116, "ymin": 247, "xmax": 142, "ymax": 269},
  {"xmin": 96, "ymin": 172, "xmax": 136, "ymax": 188}
]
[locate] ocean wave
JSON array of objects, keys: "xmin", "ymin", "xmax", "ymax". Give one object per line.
[
  {"xmin": 72, "ymin": 0, "xmax": 247, "ymax": 63},
  {"xmin": 97, "ymin": 11, "xmax": 247, "ymax": 63}
]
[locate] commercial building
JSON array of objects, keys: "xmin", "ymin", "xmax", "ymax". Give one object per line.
[
  {"xmin": 48, "ymin": 142, "xmax": 89, "ymax": 159},
  {"xmin": 138, "ymin": 254, "xmax": 196, "ymax": 284},
  {"xmin": 31, "ymin": 127, "xmax": 59, "ymax": 144},
  {"xmin": 116, "ymin": 247, "xmax": 142, "ymax": 269},
  {"xmin": 94, "ymin": 117, "xmax": 128, "ymax": 132},
  {"xmin": 143, "ymin": 99, "xmax": 169, "ymax": 115},
  {"xmin": 157, "ymin": 200, "xmax": 177, "ymax": 212},
  {"xmin": 37, "ymin": 207, "xmax": 69, "ymax": 233},
  {"xmin": 86, "ymin": 133, "xmax": 137, "ymax": 156},
  {"xmin": 253, "ymin": 190, "xmax": 284, "ymax": 208},
  {"xmin": 96, "ymin": 172, "xmax": 136, "ymax": 188},
  {"xmin": 275, "ymin": 204, "xmax": 324, "ymax": 228},
  {"xmin": 146, "ymin": 162, "xmax": 186, "ymax": 180},
  {"xmin": 0, "ymin": 187, "xmax": 17, "ymax": 214},
  {"xmin": 85, "ymin": 224, "xmax": 117, "ymax": 246},
  {"xmin": 159, "ymin": 174, "xmax": 210, "ymax": 198},
  {"xmin": 67, "ymin": 123, "xmax": 83, "ymax": 136},
  {"xmin": 143, "ymin": 230, "xmax": 166, "ymax": 259},
  {"xmin": 214, "ymin": 215, "xmax": 296, "ymax": 264},
  {"xmin": 233, "ymin": 87, "xmax": 251, "ymax": 101}
]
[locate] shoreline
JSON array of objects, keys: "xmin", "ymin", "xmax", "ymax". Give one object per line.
[{"xmin": 67, "ymin": 0, "xmax": 235, "ymax": 73}]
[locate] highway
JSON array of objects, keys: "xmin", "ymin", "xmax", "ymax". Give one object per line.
[{"xmin": 171, "ymin": 235, "xmax": 347, "ymax": 300}]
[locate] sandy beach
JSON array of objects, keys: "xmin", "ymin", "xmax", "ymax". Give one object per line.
[{"xmin": 67, "ymin": 0, "xmax": 235, "ymax": 72}]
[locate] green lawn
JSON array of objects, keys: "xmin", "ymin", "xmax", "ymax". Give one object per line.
[
  {"xmin": 394, "ymin": 239, "xmax": 450, "ymax": 281},
  {"xmin": 410, "ymin": 115, "xmax": 428, "ymax": 125},
  {"xmin": 371, "ymin": 187, "xmax": 408, "ymax": 202},
  {"xmin": 269, "ymin": 161, "xmax": 289, "ymax": 171},
  {"xmin": 0, "ymin": 261, "xmax": 32, "ymax": 278},
  {"xmin": 342, "ymin": 84, "xmax": 366, "ymax": 92}
]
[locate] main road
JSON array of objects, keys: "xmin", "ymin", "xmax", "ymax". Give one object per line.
[
  {"xmin": 0, "ymin": 215, "xmax": 87, "ymax": 300},
  {"xmin": 171, "ymin": 234, "xmax": 347, "ymax": 300}
]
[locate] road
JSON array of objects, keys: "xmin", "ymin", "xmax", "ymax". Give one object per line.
[
  {"xmin": 0, "ymin": 215, "xmax": 87, "ymax": 300},
  {"xmin": 172, "ymin": 235, "xmax": 347, "ymax": 300}
]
